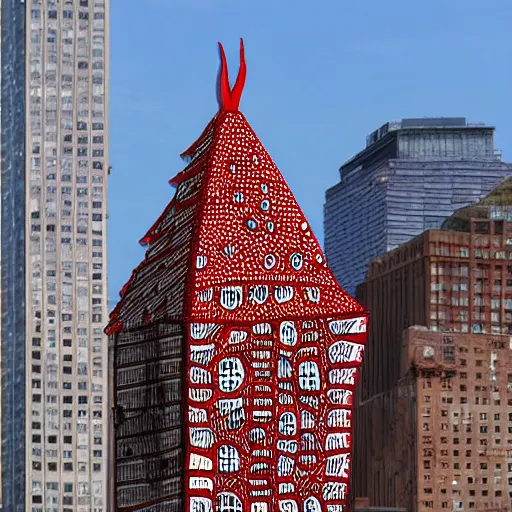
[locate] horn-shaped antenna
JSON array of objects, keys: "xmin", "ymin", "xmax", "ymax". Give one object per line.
[{"xmin": 217, "ymin": 38, "xmax": 246, "ymax": 111}]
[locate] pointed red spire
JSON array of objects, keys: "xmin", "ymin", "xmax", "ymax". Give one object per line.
[
  {"xmin": 107, "ymin": 40, "xmax": 368, "ymax": 512},
  {"xmin": 218, "ymin": 38, "xmax": 246, "ymax": 111}
]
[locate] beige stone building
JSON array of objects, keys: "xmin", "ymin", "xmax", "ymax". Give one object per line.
[{"xmin": 1, "ymin": 0, "xmax": 109, "ymax": 510}]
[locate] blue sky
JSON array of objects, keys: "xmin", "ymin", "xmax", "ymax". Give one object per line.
[{"xmin": 108, "ymin": 0, "xmax": 512, "ymax": 302}]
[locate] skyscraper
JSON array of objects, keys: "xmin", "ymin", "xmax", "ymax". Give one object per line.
[
  {"xmin": 1, "ymin": 1, "xmax": 109, "ymax": 510},
  {"xmin": 324, "ymin": 118, "xmax": 512, "ymax": 295}
]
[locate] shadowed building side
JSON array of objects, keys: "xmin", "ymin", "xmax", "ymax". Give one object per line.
[{"xmin": 1, "ymin": 1, "xmax": 26, "ymax": 510}]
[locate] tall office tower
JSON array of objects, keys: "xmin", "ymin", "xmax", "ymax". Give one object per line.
[
  {"xmin": 107, "ymin": 41, "xmax": 367, "ymax": 512},
  {"xmin": 1, "ymin": 1, "xmax": 109, "ymax": 511},
  {"xmin": 324, "ymin": 118, "xmax": 512, "ymax": 295},
  {"xmin": 353, "ymin": 180, "xmax": 512, "ymax": 511}
]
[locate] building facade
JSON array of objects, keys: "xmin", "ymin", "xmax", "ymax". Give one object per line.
[
  {"xmin": 355, "ymin": 327, "xmax": 512, "ymax": 512},
  {"xmin": 324, "ymin": 117, "xmax": 512, "ymax": 295},
  {"xmin": 1, "ymin": 1, "xmax": 109, "ymax": 511},
  {"xmin": 107, "ymin": 41, "xmax": 368, "ymax": 512},
  {"xmin": 353, "ymin": 186, "xmax": 512, "ymax": 511}
]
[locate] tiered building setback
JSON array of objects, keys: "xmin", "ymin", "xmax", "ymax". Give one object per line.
[
  {"xmin": 1, "ymin": 0, "xmax": 109, "ymax": 511},
  {"xmin": 324, "ymin": 118, "xmax": 512, "ymax": 295}
]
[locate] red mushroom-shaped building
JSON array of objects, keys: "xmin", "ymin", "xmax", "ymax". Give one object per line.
[{"xmin": 107, "ymin": 40, "xmax": 368, "ymax": 512}]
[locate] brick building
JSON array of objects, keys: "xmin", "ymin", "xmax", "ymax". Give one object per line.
[
  {"xmin": 355, "ymin": 327, "xmax": 512, "ymax": 512},
  {"xmin": 352, "ymin": 180, "xmax": 512, "ymax": 512}
]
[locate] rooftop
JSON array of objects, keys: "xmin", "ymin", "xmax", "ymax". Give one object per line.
[
  {"xmin": 337, "ymin": 117, "xmax": 498, "ymax": 174},
  {"xmin": 365, "ymin": 117, "xmax": 493, "ymax": 148}
]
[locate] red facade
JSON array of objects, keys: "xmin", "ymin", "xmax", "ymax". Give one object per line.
[{"xmin": 107, "ymin": 40, "xmax": 368, "ymax": 512}]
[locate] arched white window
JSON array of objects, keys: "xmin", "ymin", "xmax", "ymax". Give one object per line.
[
  {"xmin": 278, "ymin": 357, "xmax": 292, "ymax": 378},
  {"xmin": 190, "ymin": 497, "xmax": 213, "ymax": 512},
  {"xmin": 277, "ymin": 456, "xmax": 295, "ymax": 478},
  {"xmin": 278, "ymin": 412, "xmax": 297, "ymax": 436},
  {"xmin": 251, "ymin": 504, "xmax": 268, "ymax": 512},
  {"xmin": 279, "ymin": 321, "xmax": 297, "ymax": 346},
  {"xmin": 300, "ymin": 410, "xmax": 315, "ymax": 429},
  {"xmin": 303, "ymin": 497, "xmax": 321, "ymax": 512},
  {"xmin": 217, "ymin": 492, "xmax": 243, "ymax": 512},
  {"xmin": 218, "ymin": 357, "xmax": 244, "ymax": 393},
  {"xmin": 298, "ymin": 361, "xmax": 320, "ymax": 391},
  {"xmin": 301, "ymin": 433, "xmax": 315, "ymax": 451},
  {"xmin": 249, "ymin": 428, "xmax": 266, "ymax": 444},
  {"xmin": 217, "ymin": 445, "xmax": 240, "ymax": 473},
  {"xmin": 327, "ymin": 409, "xmax": 351, "ymax": 428},
  {"xmin": 278, "ymin": 499, "xmax": 298, "ymax": 512}
]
